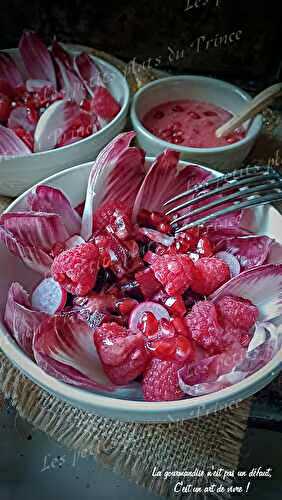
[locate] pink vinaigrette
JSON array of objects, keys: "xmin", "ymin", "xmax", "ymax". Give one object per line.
[{"xmin": 142, "ymin": 99, "xmax": 246, "ymax": 148}]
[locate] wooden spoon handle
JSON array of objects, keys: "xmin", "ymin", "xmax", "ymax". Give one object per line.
[{"xmin": 216, "ymin": 82, "xmax": 282, "ymax": 138}]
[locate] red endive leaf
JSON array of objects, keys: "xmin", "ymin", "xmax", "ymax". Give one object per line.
[
  {"xmin": 8, "ymin": 106, "xmax": 38, "ymax": 133},
  {"xmin": 210, "ymin": 264, "xmax": 282, "ymax": 322},
  {"xmin": 0, "ymin": 52, "xmax": 24, "ymax": 88},
  {"xmin": 268, "ymin": 242, "xmax": 282, "ymax": 265},
  {"xmin": 132, "ymin": 152, "xmax": 213, "ymax": 223},
  {"xmin": 0, "ymin": 79, "xmax": 15, "ymax": 98},
  {"xmin": 34, "ymin": 100, "xmax": 81, "ymax": 152},
  {"xmin": 27, "ymin": 185, "xmax": 81, "ymax": 235},
  {"xmin": 54, "ymin": 57, "xmax": 86, "ymax": 104},
  {"xmin": 0, "ymin": 212, "xmax": 69, "ymax": 251},
  {"xmin": 91, "ymin": 86, "xmax": 121, "ymax": 121},
  {"xmin": 217, "ymin": 235, "xmax": 274, "ymax": 270},
  {"xmin": 19, "ymin": 31, "xmax": 56, "ymax": 86},
  {"xmin": 0, "ymin": 227, "xmax": 53, "ymax": 274},
  {"xmin": 0, "ymin": 124, "xmax": 32, "ymax": 156},
  {"xmin": 26, "ymin": 78, "xmax": 56, "ymax": 93},
  {"xmin": 81, "ymin": 131, "xmax": 143, "ymax": 240},
  {"xmin": 73, "ymin": 52, "xmax": 104, "ymax": 94},
  {"xmin": 4, "ymin": 282, "xmax": 48, "ymax": 357},
  {"xmin": 133, "ymin": 150, "xmax": 182, "ymax": 221},
  {"xmin": 51, "ymin": 40, "xmax": 73, "ymax": 70},
  {"xmin": 33, "ymin": 314, "xmax": 116, "ymax": 391},
  {"xmin": 0, "ymin": 225, "xmax": 53, "ymax": 274}
]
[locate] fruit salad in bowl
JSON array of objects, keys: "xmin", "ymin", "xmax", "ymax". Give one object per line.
[
  {"xmin": 0, "ymin": 32, "xmax": 129, "ymax": 196},
  {"xmin": 0, "ymin": 132, "xmax": 281, "ymax": 421}
]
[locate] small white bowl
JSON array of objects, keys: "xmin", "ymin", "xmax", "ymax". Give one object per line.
[
  {"xmin": 131, "ymin": 75, "xmax": 262, "ymax": 170},
  {"xmin": 0, "ymin": 159, "xmax": 281, "ymax": 422},
  {"xmin": 0, "ymin": 48, "xmax": 130, "ymax": 197}
]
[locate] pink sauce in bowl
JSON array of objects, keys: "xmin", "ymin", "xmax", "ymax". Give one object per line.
[{"xmin": 142, "ymin": 99, "xmax": 246, "ymax": 148}]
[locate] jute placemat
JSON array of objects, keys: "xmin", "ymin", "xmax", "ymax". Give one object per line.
[{"xmin": 0, "ymin": 59, "xmax": 281, "ymax": 497}]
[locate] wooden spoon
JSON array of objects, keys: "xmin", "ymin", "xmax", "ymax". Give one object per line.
[{"xmin": 216, "ymin": 82, "xmax": 282, "ymax": 138}]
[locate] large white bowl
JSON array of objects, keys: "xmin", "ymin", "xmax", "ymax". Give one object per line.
[
  {"xmin": 0, "ymin": 48, "xmax": 130, "ymax": 197},
  {"xmin": 131, "ymin": 76, "xmax": 262, "ymax": 171},
  {"xmin": 0, "ymin": 160, "xmax": 281, "ymax": 422}
]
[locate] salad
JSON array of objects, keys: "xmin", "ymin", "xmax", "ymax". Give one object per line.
[
  {"xmin": 1, "ymin": 132, "xmax": 281, "ymax": 401},
  {"xmin": 0, "ymin": 31, "xmax": 120, "ymax": 155}
]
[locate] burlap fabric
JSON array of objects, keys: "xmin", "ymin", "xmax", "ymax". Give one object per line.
[{"xmin": 0, "ymin": 59, "xmax": 281, "ymax": 497}]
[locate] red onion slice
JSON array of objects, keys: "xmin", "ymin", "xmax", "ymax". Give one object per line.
[
  {"xmin": 215, "ymin": 251, "xmax": 241, "ymax": 277},
  {"xmin": 129, "ymin": 301, "xmax": 170, "ymax": 332}
]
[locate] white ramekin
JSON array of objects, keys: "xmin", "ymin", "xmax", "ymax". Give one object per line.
[
  {"xmin": 130, "ymin": 75, "xmax": 262, "ymax": 171},
  {"xmin": 0, "ymin": 47, "xmax": 130, "ymax": 197}
]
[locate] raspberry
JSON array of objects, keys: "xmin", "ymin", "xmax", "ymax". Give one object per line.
[
  {"xmin": 191, "ymin": 257, "xmax": 230, "ymax": 296},
  {"xmin": 142, "ymin": 359, "xmax": 185, "ymax": 401},
  {"xmin": 93, "ymin": 201, "xmax": 133, "ymax": 240},
  {"xmin": 185, "ymin": 300, "xmax": 225, "ymax": 354},
  {"xmin": 51, "ymin": 242, "xmax": 99, "ymax": 296},
  {"xmin": 216, "ymin": 295, "xmax": 258, "ymax": 331},
  {"xmin": 151, "ymin": 254, "xmax": 195, "ymax": 296},
  {"xmin": 94, "ymin": 322, "xmax": 148, "ymax": 384}
]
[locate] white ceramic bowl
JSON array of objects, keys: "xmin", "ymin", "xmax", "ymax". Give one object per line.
[
  {"xmin": 0, "ymin": 48, "xmax": 130, "ymax": 197},
  {"xmin": 0, "ymin": 159, "xmax": 281, "ymax": 422},
  {"xmin": 131, "ymin": 75, "xmax": 262, "ymax": 170}
]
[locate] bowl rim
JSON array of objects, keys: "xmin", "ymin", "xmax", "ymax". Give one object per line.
[
  {"xmin": 0, "ymin": 159, "xmax": 281, "ymax": 417},
  {"xmin": 130, "ymin": 75, "xmax": 262, "ymax": 154},
  {"xmin": 2, "ymin": 50, "xmax": 130, "ymax": 160}
]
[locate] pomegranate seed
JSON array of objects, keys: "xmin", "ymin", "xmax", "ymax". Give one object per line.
[
  {"xmin": 203, "ymin": 110, "xmax": 217, "ymax": 117},
  {"xmin": 172, "ymin": 316, "xmax": 190, "ymax": 337},
  {"xmin": 174, "ymin": 228, "xmax": 200, "ymax": 253},
  {"xmin": 158, "ymin": 318, "xmax": 176, "ymax": 338},
  {"xmin": 137, "ymin": 311, "xmax": 159, "ymax": 337},
  {"xmin": 160, "ymin": 128, "xmax": 173, "ymax": 140},
  {"xmin": 171, "ymin": 121, "xmax": 182, "ymax": 131},
  {"xmin": 81, "ymin": 99, "xmax": 92, "ymax": 112},
  {"xmin": 153, "ymin": 110, "xmax": 164, "ymax": 119},
  {"xmin": 164, "ymin": 295, "xmax": 186, "ymax": 317},
  {"xmin": 147, "ymin": 338, "xmax": 176, "ymax": 360},
  {"xmin": 0, "ymin": 93, "xmax": 11, "ymax": 122},
  {"xmin": 196, "ymin": 237, "xmax": 213, "ymax": 257},
  {"xmin": 187, "ymin": 111, "xmax": 200, "ymax": 119},
  {"xmin": 150, "ymin": 212, "xmax": 163, "ymax": 225},
  {"xmin": 171, "ymin": 136, "xmax": 184, "ymax": 144},
  {"xmin": 226, "ymin": 134, "xmax": 237, "ymax": 144},
  {"xmin": 14, "ymin": 127, "xmax": 33, "ymax": 151},
  {"xmin": 26, "ymin": 106, "xmax": 38, "ymax": 124},
  {"xmin": 157, "ymin": 221, "xmax": 171, "ymax": 234},
  {"xmin": 118, "ymin": 298, "xmax": 139, "ymax": 316},
  {"xmin": 172, "ymin": 104, "xmax": 184, "ymax": 112},
  {"xmin": 174, "ymin": 335, "xmax": 194, "ymax": 362},
  {"xmin": 137, "ymin": 209, "xmax": 152, "ymax": 227}
]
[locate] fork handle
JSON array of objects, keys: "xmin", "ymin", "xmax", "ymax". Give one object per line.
[{"xmin": 216, "ymin": 82, "xmax": 282, "ymax": 138}]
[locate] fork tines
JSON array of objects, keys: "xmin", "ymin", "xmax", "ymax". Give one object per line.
[{"xmin": 164, "ymin": 165, "xmax": 282, "ymax": 233}]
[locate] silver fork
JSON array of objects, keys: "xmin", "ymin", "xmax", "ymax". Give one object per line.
[{"xmin": 163, "ymin": 165, "xmax": 282, "ymax": 233}]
